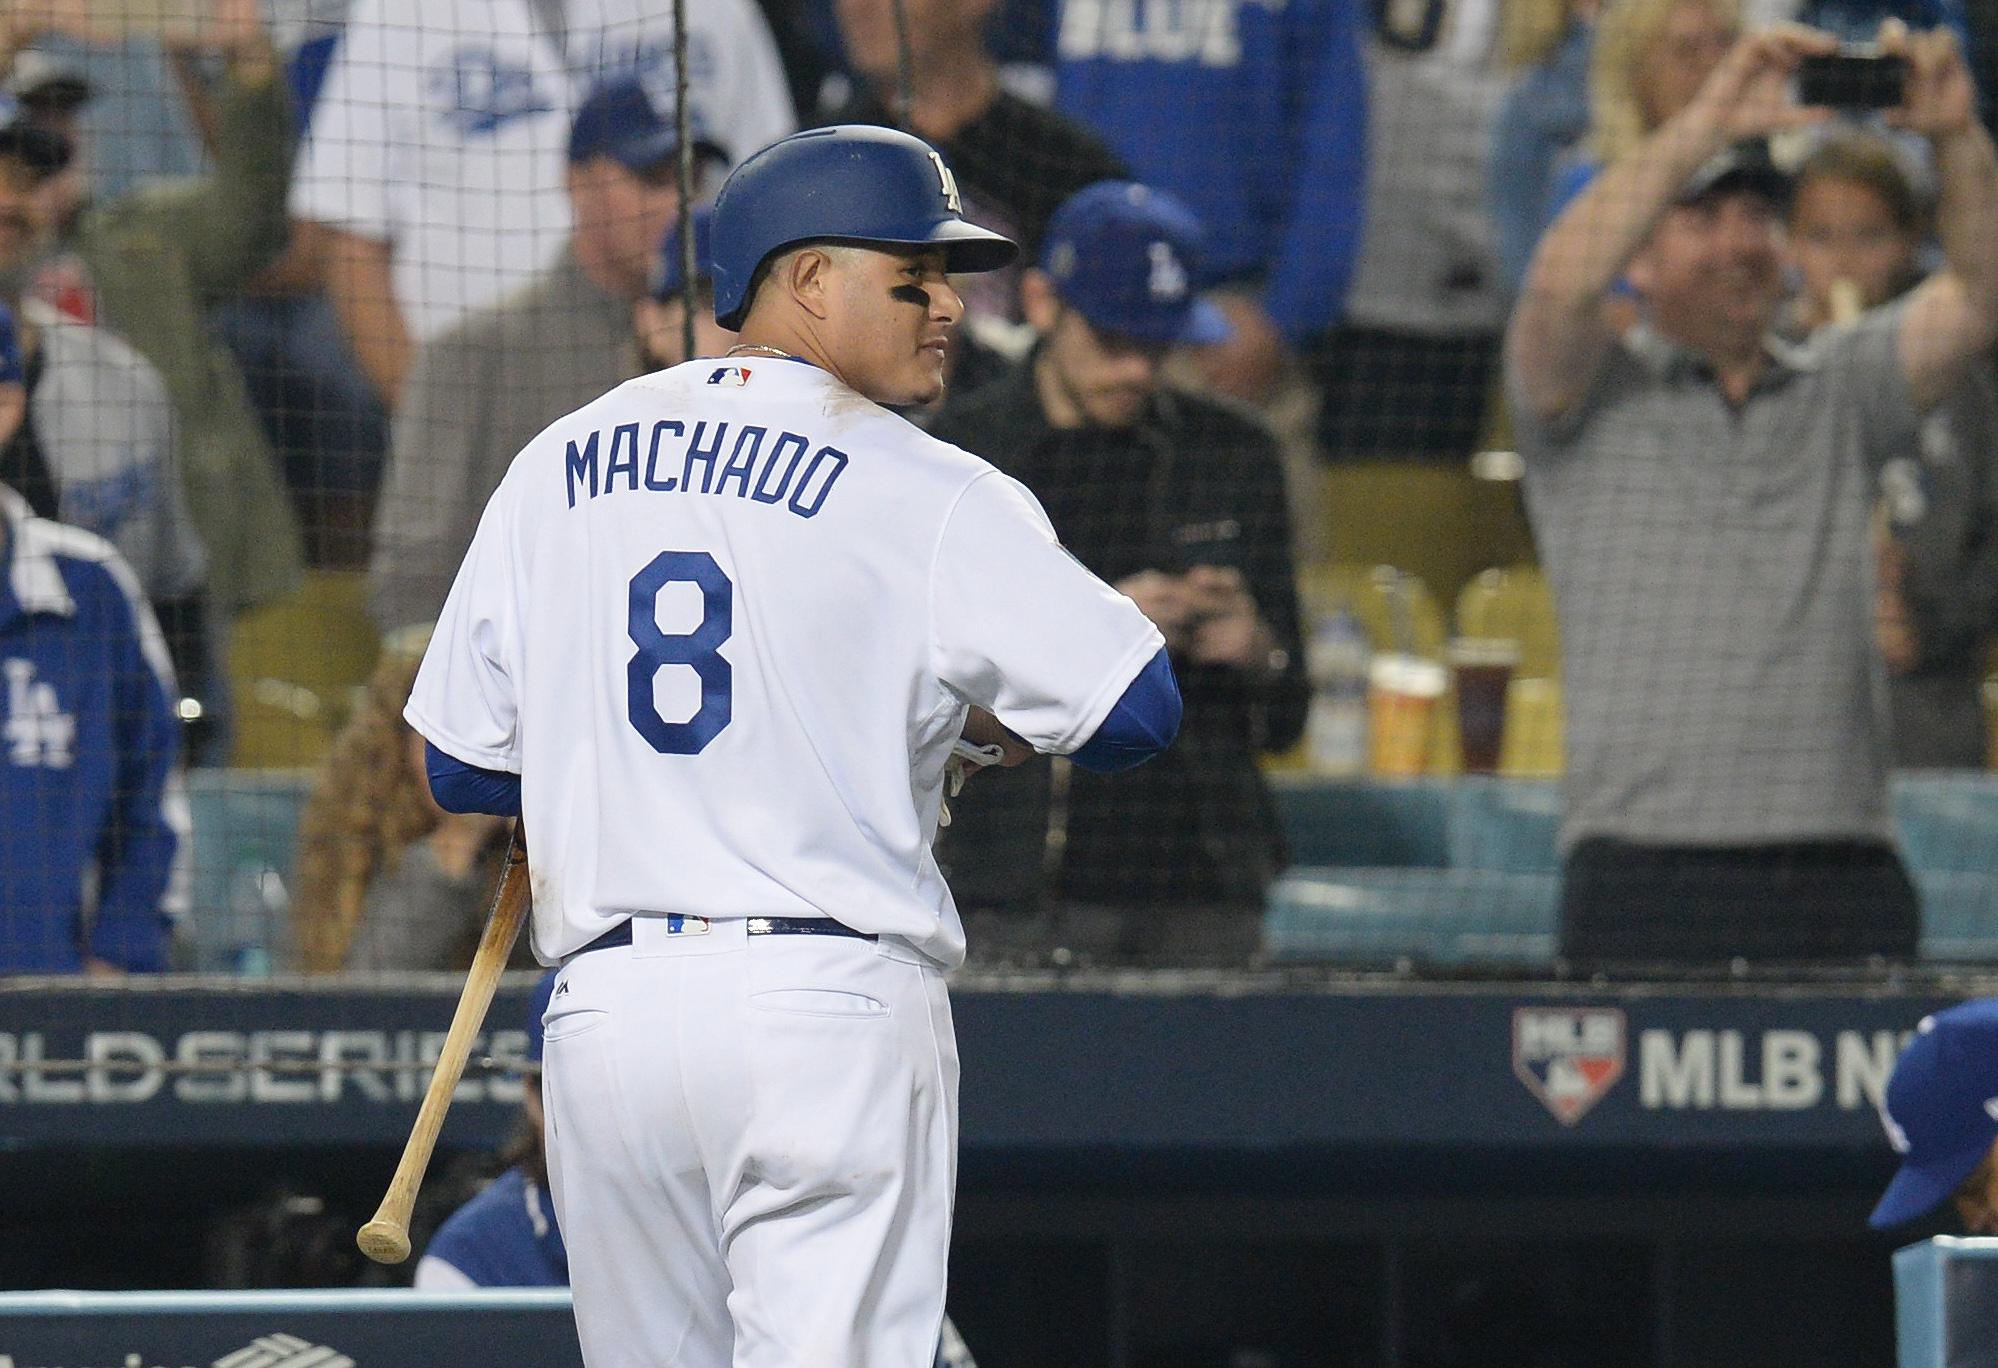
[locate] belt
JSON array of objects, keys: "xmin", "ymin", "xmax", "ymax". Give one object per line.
[{"xmin": 574, "ymin": 915, "xmax": 877, "ymax": 956}]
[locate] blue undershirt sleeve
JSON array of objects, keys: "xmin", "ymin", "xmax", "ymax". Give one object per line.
[
  {"xmin": 425, "ymin": 741, "xmax": 523, "ymax": 817},
  {"xmin": 1069, "ymin": 648, "xmax": 1182, "ymax": 774}
]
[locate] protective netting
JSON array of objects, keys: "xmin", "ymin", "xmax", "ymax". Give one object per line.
[{"xmin": 4, "ymin": 0, "xmax": 1998, "ymax": 995}]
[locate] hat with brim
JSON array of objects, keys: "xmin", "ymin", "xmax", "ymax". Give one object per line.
[
  {"xmin": 1678, "ymin": 140, "xmax": 1792, "ymax": 208},
  {"xmin": 1041, "ymin": 180, "xmax": 1233, "ymax": 347},
  {"xmin": 1871, "ymin": 1137, "xmax": 1994, "ymax": 1229},
  {"xmin": 570, "ymin": 77, "xmax": 729, "ymax": 176},
  {"xmin": 8, "ymin": 49, "xmax": 90, "ymax": 112},
  {"xmin": 1868, "ymin": 999, "xmax": 1998, "ymax": 1229}
]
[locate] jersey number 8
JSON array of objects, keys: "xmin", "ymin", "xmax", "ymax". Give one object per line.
[{"xmin": 627, "ymin": 550, "xmax": 733, "ymax": 754}]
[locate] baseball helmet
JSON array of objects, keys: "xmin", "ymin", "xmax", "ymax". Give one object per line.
[{"xmin": 710, "ymin": 125, "xmax": 1018, "ymax": 330}]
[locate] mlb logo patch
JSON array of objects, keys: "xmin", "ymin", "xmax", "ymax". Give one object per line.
[
  {"xmin": 665, "ymin": 914, "xmax": 712, "ymax": 936},
  {"xmin": 1512, "ymin": 1007, "xmax": 1625, "ymax": 1125},
  {"xmin": 707, "ymin": 365, "xmax": 753, "ymax": 387}
]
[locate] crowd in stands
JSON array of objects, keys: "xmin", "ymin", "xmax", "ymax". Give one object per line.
[{"xmin": 3, "ymin": 0, "xmax": 1998, "ymax": 976}]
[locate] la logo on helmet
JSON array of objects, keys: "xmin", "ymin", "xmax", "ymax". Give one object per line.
[{"xmin": 927, "ymin": 150, "xmax": 963, "ymax": 214}]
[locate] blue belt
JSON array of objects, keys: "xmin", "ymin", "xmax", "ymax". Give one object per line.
[{"xmin": 575, "ymin": 915, "xmax": 877, "ymax": 956}]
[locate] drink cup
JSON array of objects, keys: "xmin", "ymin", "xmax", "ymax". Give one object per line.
[
  {"xmin": 1449, "ymin": 638, "xmax": 1520, "ymax": 774},
  {"xmin": 1367, "ymin": 653, "xmax": 1446, "ymax": 777}
]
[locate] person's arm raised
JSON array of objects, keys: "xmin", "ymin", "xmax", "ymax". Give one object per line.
[
  {"xmin": 1508, "ymin": 25, "xmax": 1838, "ymax": 422},
  {"xmin": 1888, "ymin": 25, "xmax": 1998, "ymax": 412}
]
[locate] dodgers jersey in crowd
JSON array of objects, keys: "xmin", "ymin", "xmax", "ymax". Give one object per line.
[{"xmin": 407, "ymin": 357, "xmax": 1162, "ymax": 968}]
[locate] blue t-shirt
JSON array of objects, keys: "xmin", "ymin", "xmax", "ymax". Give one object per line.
[{"xmin": 423, "ymin": 1167, "xmax": 568, "ymax": 1287}]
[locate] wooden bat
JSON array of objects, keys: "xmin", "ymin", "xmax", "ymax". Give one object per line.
[{"xmin": 357, "ymin": 825, "xmax": 531, "ymax": 1264}]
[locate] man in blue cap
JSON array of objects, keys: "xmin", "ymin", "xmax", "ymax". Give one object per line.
[
  {"xmin": 929, "ymin": 180, "xmax": 1307, "ymax": 966},
  {"xmin": 1873, "ymin": 1000, "xmax": 1998, "ymax": 1232},
  {"xmin": 371, "ymin": 77, "xmax": 729, "ymax": 635}
]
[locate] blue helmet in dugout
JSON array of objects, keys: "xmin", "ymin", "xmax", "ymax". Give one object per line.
[
  {"xmin": 709, "ymin": 125, "xmax": 1018, "ymax": 330},
  {"xmin": 1871, "ymin": 999, "xmax": 1998, "ymax": 1229}
]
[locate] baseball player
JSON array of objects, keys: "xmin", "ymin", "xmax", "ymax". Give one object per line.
[{"xmin": 406, "ymin": 124, "xmax": 1181, "ymax": 1367}]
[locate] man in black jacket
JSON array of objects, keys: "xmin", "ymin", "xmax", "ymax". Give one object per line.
[{"xmin": 930, "ymin": 181, "xmax": 1307, "ymax": 966}]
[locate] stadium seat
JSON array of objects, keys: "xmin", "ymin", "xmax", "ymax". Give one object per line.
[
  {"xmin": 1892, "ymin": 774, "xmax": 1998, "ymax": 874},
  {"xmin": 1269, "ymin": 774, "xmax": 1452, "ymax": 867},
  {"xmin": 1263, "ymin": 866, "xmax": 1559, "ymax": 967},
  {"xmin": 1446, "ymin": 777, "xmax": 1562, "ymax": 874},
  {"xmin": 227, "ymin": 570, "xmax": 380, "ymax": 769},
  {"xmin": 183, "ymin": 769, "xmax": 315, "ymax": 972}
]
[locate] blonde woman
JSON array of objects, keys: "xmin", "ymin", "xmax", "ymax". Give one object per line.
[
  {"xmin": 1588, "ymin": 0, "xmax": 1742, "ymax": 164},
  {"xmin": 291, "ymin": 628, "xmax": 519, "ymax": 972}
]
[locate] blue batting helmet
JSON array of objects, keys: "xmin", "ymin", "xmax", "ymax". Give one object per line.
[{"xmin": 709, "ymin": 125, "xmax": 1017, "ymax": 330}]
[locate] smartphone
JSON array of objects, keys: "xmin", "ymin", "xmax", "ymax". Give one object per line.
[{"xmin": 1797, "ymin": 49, "xmax": 1908, "ymax": 110}]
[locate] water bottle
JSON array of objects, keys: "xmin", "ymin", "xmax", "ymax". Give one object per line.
[{"xmin": 1306, "ymin": 607, "xmax": 1371, "ymax": 776}]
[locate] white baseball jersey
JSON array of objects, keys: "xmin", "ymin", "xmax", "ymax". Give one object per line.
[
  {"xmin": 291, "ymin": 0, "xmax": 795, "ymax": 342},
  {"xmin": 406, "ymin": 357, "xmax": 1163, "ymax": 968}
]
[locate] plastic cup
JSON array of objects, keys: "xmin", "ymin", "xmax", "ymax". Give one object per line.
[
  {"xmin": 1449, "ymin": 638, "xmax": 1521, "ymax": 774},
  {"xmin": 1367, "ymin": 654, "xmax": 1446, "ymax": 777}
]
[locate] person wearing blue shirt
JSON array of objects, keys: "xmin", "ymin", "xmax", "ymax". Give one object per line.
[
  {"xmin": 0, "ymin": 300, "xmax": 183, "ymax": 974},
  {"xmin": 1050, "ymin": 0, "xmax": 1369, "ymax": 404}
]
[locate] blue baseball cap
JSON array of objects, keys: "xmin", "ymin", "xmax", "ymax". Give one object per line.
[
  {"xmin": 1039, "ymin": 181, "xmax": 1230, "ymax": 347},
  {"xmin": 1870, "ymin": 1000, "xmax": 1998, "ymax": 1228},
  {"xmin": 568, "ymin": 77, "xmax": 726, "ymax": 173},
  {"xmin": 650, "ymin": 206, "xmax": 716, "ymax": 301},
  {"xmin": 524, "ymin": 969, "xmax": 560, "ymax": 1068},
  {"xmin": 0, "ymin": 304, "xmax": 22, "ymax": 386}
]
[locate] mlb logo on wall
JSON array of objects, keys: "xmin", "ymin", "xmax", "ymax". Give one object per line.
[
  {"xmin": 707, "ymin": 365, "xmax": 752, "ymax": 387},
  {"xmin": 1512, "ymin": 1007, "xmax": 1626, "ymax": 1125}
]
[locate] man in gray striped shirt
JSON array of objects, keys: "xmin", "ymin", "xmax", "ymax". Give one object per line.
[{"xmin": 1508, "ymin": 22, "xmax": 1998, "ymax": 964}]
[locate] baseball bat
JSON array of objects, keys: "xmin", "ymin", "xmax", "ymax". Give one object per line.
[{"xmin": 357, "ymin": 825, "xmax": 531, "ymax": 1265}]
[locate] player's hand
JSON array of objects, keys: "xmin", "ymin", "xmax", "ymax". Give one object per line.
[
  {"xmin": 1194, "ymin": 296, "xmax": 1287, "ymax": 404},
  {"xmin": 1184, "ymin": 565, "xmax": 1275, "ymax": 670},
  {"xmin": 960, "ymin": 706, "xmax": 1033, "ymax": 767},
  {"xmin": 1682, "ymin": 24, "xmax": 1840, "ymax": 142},
  {"xmin": 1118, "ymin": 569, "xmax": 1196, "ymax": 650},
  {"xmin": 82, "ymin": 956, "xmax": 125, "ymax": 979},
  {"xmin": 1881, "ymin": 22, "xmax": 1977, "ymax": 140}
]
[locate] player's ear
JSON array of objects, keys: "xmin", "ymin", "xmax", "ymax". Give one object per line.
[{"xmin": 788, "ymin": 246, "xmax": 836, "ymax": 321}]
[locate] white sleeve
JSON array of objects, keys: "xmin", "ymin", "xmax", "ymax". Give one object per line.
[
  {"xmin": 289, "ymin": 0, "xmax": 398, "ymax": 239},
  {"xmin": 413, "ymin": 1255, "xmax": 479, "ymax": 1291},
  {"xmin": 930, "ymin": 471, "xmax": 1164, "ymax": 753},
  {"xmin": 405, "ymin": 490, "xmax": 523, "ymax": 772}
]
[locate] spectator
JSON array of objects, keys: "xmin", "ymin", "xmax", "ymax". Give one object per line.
[
  {"xmin": 1586, "ymin": 0, "xmax": 1740, "ymax": 170},
  {"xmin": 291, "ymin": 0, "xmax": 795, "ymax": 410},
  {"xmin": 633, "ymin": 206, "xmax": 734, "ymax": 371},
  {"xmin": 1872, "ymin": 999, "xmax": 1998, "ymax": 1233},
  {"xmin": 1, "ymin": 0, "xmax": 307, "ymax": 643},
  {"xmin": 0, "ymin": 306, "xmax": 184, "ymax": 975},
  {"xmin": 1313, "ymin": 0, "xmax": 1502, "ymax": 466},
  {"xmin": 818, "ymin": 0, "xmax": 1127, "ymax": 332},
  {"xmin": 928, "ymin": 182, "xmax": 1306, "ymax": 965},
  {"xmin": 0, "ymin": 110, "xmax": 210, "ymax": 724},
  {"xmin": 1489, "ymin": 0, "xmax": 1600, "ymax": 298},
  {"xmin": 291, "ymin": 627, "xmax": 525, "ymax": 973},
  {"xmin": 1785, "ymin": 132, "xmax": 1998, "ymax": 768},
  {"xmin": 368, "ymin": 78, "xmax": 714, "ymax": 634},
  {"xmin": 416, "ymin": 970, "xmax": 567, "ymax": 1289},
  {"xmin": 1508, "ymin": 25, "xmax": 1998, "ymax": 963},
  {"xmin": 1053, "ymin": 0, "xmax": 1367, "ymax": 406}
]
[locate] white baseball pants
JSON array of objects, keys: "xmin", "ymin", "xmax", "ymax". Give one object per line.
[{"xmin": 541, "ymin": 917, "xmax": 958, "ymax": 1368}]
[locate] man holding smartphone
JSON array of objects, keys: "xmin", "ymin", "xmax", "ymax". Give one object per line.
[
  {"xmin": 1509, "ymin": 21, "xmax": 1998, "ymax": 965},
  {"xmin": 928, "ymin": 181, "xmax": 1309, "ymax": 967}
]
